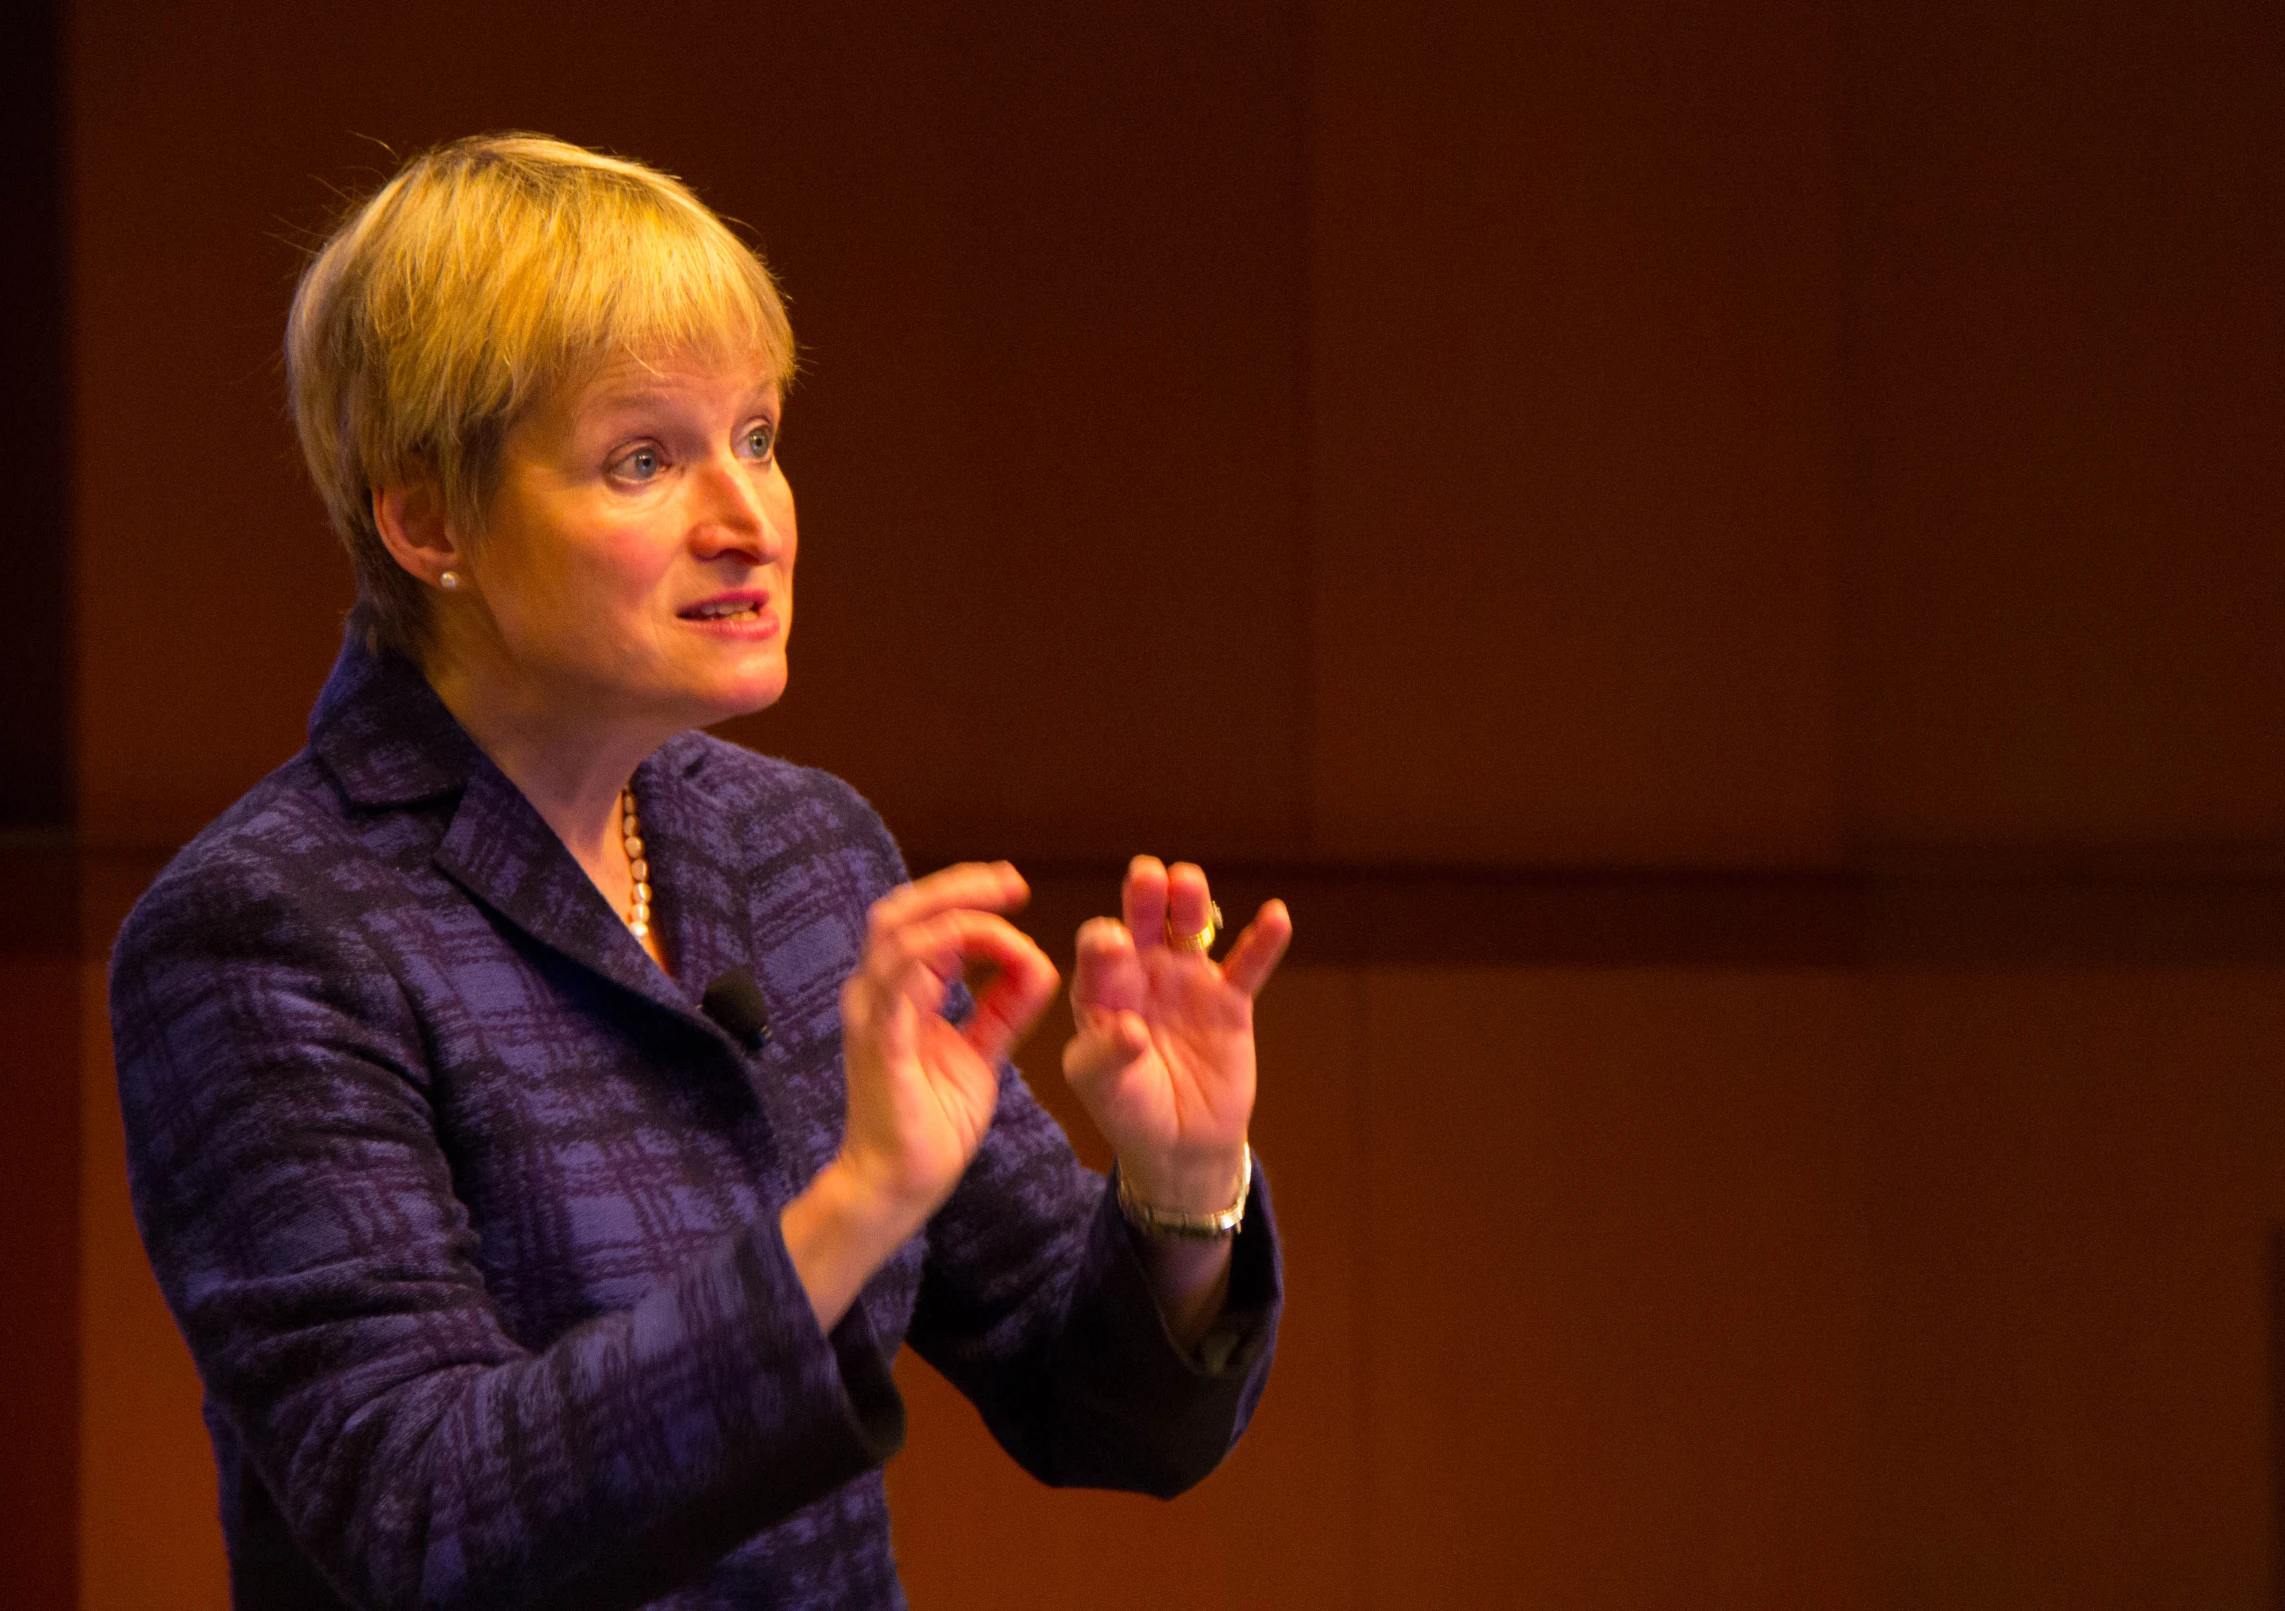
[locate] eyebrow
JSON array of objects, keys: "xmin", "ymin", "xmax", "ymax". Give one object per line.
[{"xmin": 584, "ymin": 381, "xmax": 782, "ymax": 414}]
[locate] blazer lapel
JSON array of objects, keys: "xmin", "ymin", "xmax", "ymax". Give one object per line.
[
  {"xmin": 309, "ymin": 619, "xmax": 748, "ymax": 1055},
  {"xmin": 427, "ymin": 757, "xmax": 711, "ymax": 1029},
  {"xmin": 628, "ymin": 738, "xmax": 748, "ymax": 1011}
]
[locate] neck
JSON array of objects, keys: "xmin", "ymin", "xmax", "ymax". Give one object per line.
[{"xmin": 423, "ymin": 650, "xmax": 672, "ymax": 878}]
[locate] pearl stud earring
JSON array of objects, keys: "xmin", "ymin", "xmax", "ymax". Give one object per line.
[{"xmin": 439, "ymin": 571, "xmax": 462, "ymax": 591}]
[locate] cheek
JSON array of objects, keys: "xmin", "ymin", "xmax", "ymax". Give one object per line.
[
  {"xmin": 768, "ymin": 469, "xmax": 798, "ymax": 558},
  {"xmin": 565, "ymin": 520, "xmax": 677, "ymax": 609},
  {"xmin": 602, "ymin": 536, "xmax": 678, "ymax": 602},
  {"xmin": 497, "ymin": 533, "xmax": 670, "ymax": 658}
]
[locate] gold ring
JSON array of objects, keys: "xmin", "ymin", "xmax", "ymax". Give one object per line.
[{"xmin": 1167, "ymin": 901, "xmax": 1223, "ymax": 955}]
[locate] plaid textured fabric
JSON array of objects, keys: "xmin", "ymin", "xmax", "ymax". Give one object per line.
[{"xmin": 110, "ymin": 627, "xmax": 1280, "ymax": 1611}]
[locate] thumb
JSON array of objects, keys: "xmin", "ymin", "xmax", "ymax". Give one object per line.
[{"xmin": 1063, "ymin": 1007, "xmax": 1149, "ymax": 1084}]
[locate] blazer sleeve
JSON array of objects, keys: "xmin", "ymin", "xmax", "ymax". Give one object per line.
[
  {"xmin": 903, "ymin": 1053, "xmax": 1284, "ymax": 1499},
  {"xmin": 110, "ymin": 859, "xmax": 904, "ymax": 1611},
  {"xmin": 818, "ymin": 789, "xmax": 1283, "ymax": 1498}
]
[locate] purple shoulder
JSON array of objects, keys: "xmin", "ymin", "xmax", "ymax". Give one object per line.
[
  {"xmin": 113, "ymin": 751, "xmax": 385, "ymax": 966},
  {"xmin": 652, "ymin": 732, "xmax": 909, "ymax": 885}
]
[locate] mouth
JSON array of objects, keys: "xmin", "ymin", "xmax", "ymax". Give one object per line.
[{"xmin": 678, "ymin": 590, "xmax": 774, "ymax": 628}]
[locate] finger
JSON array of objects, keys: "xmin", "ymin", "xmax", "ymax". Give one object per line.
[
  {"xmin": 1063, "ymin": 1006, "xmax": 1151, "ymax": 1082},
  {"xmin": 849, "ymin": 912, "xmax": 1047, "ymax": 1087},
  {"xmin": 861, "ymin": 907, "xmax": 969, "ymax": 997},
  {"xmin": 1219, "ymin": 898, "xmax": 1293, "ymax": 997},
  {"xmin": 1164, "ymin": 862, "xmax": 1213, "ymax": 949},
  {"xmin": 866, "ymin": 861, "xmax": 1030, "ymax": 947},
  {"xmin": 865, "ymin": 909, "xmax": 1039, "ymax": 1018},
  {"xmin": 858, "ymin": 874, "xmax": 1031, "ymax": 1021},
  {"xmin": 840, "ymin": 969, "xmax": 920, "ymax": 1066},
  {"xmin": 963, "ymin": 932, "xmax": 1061, "ymax": 1066},
  {"xmin": 1069, "ymin": 917, "xmax": 1141, "ymax": 1010},
  {"xmin": 1073, "ymin": 914, "xmax": 1134, "ymax": 961},
  {"xmin": 1122, "ymin": 856, "xmax": 1169, "ymax": 952},
  {"xmin": 848, "ymin": 935, "xmax": 951, "ymax": 1038}
]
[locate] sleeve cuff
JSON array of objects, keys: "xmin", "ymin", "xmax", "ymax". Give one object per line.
[
  {"xmin": 526, "ymin": 1229, "xmax": 906, "ymax": 1611},
  {"xmin": 1102, "ymin": 1160, "xmax": 1283, "ymax": 1379},
  {"xmin": 1021, "ymin": 1163, "xmax": 1282, "ymax": 1497}
]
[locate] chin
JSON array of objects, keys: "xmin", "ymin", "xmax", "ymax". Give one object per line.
[
  {"xmin": 693, "ymin": 665, "xmax": 789, "ymax": 724},
  {"xmin": 639, "ymin": 642, "xmax": 788, "ymax": 730}
]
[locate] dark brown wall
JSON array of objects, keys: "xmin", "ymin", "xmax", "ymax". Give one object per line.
[
  {"xmin": 1867, "ymin": 967, "xmax": 2285, "ymax": 1607},
  {"xmin": 1309, "ymin": 0, "xmax": 1845, "ymax": 866},
  {"xmin": 36, "ymin": 0, "xmax": 2285, "ymax": 1606},
  {"xmin": 1, "ymin": 0, "xmax": 73, "ymax": 827},
  {"xmin": 0, "ymin": 6, "xmax": 79, "ymax": 1601},
  {"xmin": 1842, "ymin": 0, "xmax": 2285, "ymax": 849},
  {"xmin": 0, "ymin": 950, "xmax": 81, "ymax": 1611}
]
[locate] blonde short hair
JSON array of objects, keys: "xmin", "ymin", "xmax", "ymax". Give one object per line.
[{"xmin": 286, "ymin": 133, "xmax": 796, "ymax": 658}]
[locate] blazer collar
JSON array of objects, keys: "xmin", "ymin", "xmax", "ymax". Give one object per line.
[
  {"xmin": 307, "ymin": 620, "xmax": 747, "ymax": 1053},
  {"xmin": 307, "ymin": 618, "xmax": 482, "ymax": 807}
]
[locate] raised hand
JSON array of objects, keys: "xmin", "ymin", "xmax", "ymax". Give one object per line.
[
  {"xmin": 835, "ymin": 861, "xmax": 1060, "ymax": 1226},
  {"xmin": 787, "ymin": 862, "xmax": 1058, "ymax": 1330},
  {"xmin": 1062, "ymin": 857, "xmax": 1292, "ymax": 1213}
]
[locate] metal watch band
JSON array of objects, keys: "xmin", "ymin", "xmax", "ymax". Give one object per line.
[{"xmin": 1116, "ymin": 1146, "xmax": 1254, "ymax": 1240}]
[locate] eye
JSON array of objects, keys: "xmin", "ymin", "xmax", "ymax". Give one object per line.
[
  {"xmin": 739, "ymin": 420, "xmax": 778, "ymax": 463},
  {"xmin": 610, "ymin": 444, "xmax": 666, "ymax": 483}
]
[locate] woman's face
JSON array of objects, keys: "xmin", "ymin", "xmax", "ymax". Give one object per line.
[{"xmin": 457, "ymin": 347, "xmax": 795, "ymax": 734}]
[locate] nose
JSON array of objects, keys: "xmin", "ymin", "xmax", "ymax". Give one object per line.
[{"xmin": 688, "ymin": 450, "xmax": 786, "ymax": 564}]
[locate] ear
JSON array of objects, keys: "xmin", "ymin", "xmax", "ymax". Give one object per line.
[{"xmin": 372, "ymin": 481, "xmax": 465, "ymax": 589}]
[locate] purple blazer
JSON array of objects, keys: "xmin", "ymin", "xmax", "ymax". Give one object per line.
[{"xmin": 109, "ymin": 626, "xmax": 1279, "ymax": 1610}]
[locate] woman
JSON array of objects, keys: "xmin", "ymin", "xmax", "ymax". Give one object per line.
[{"xmin": 109, "ymin": 134, "xmax": 1289, "ymax": 1610}]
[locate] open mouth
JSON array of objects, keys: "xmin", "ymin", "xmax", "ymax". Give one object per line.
[{"xmin": 679, "ymin": 595, "xmax": 769, "ymax": 624}]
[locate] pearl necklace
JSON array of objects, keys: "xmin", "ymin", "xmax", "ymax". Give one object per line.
[{"xmin": 619, "ymin": 785, "xmax": 652, "ymax": 939}]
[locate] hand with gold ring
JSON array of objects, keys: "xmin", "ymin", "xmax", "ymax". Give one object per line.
[
  {"xmin": 1062, "ymin": 856, "xmax": 1292, "ymax": 1224},
  {"xmin": 1166, "ymin": 900, "xmax": 1223, "ymax": 955}
]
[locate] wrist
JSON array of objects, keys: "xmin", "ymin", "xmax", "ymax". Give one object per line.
[
  {"xmin": 1116, "ymin": 1144, "xmax": 1253, "ymax": 1238},
  {"xmin": 1116, "ymin": 1139, "xmax": 1250, "ymax": 1213},
  {"xmin": 805, "ymin": 1152, "xmax": 932, "ymax": 1259},
  {"xmin": 778, "ymin": 1154, "xmax": 929, "ymax": 1332}
]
